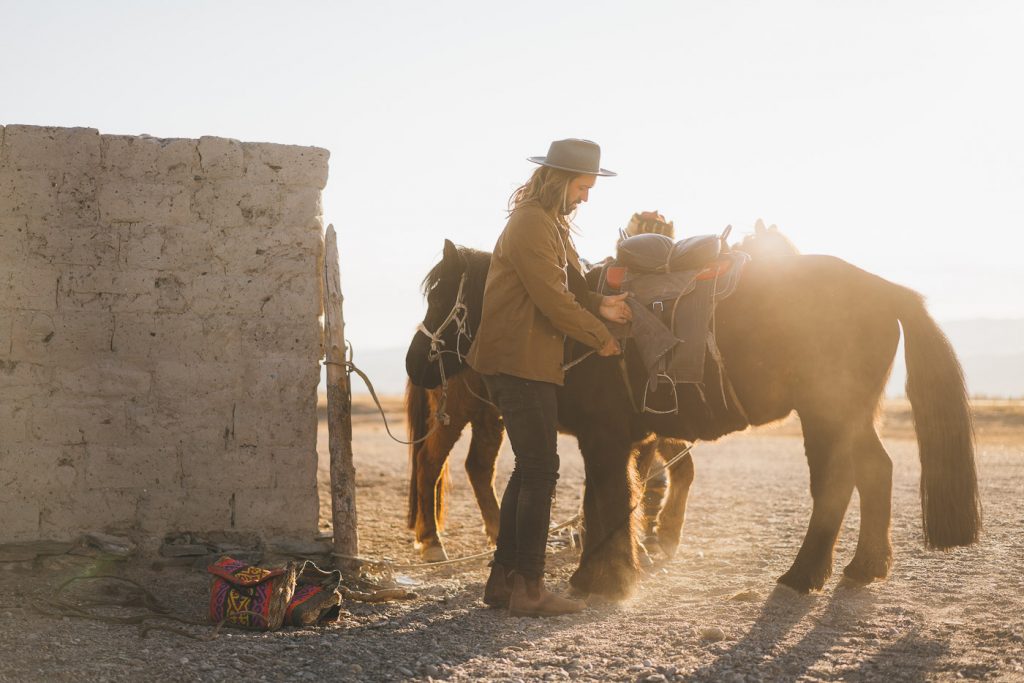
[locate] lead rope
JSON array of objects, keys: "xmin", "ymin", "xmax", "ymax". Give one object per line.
[{"xmin": 339, "ymin": 360, "xmax": 448, "ymax": 447}]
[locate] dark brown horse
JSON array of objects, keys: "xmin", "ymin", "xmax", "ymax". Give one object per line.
[{"xmin": 406, "ymin": 226, "xmax": 981, "ymax": 599}]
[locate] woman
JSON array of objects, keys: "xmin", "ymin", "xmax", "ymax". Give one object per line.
[{"xmin": 466, "ymin": 138, "xmax": 632, "ymax": 617}]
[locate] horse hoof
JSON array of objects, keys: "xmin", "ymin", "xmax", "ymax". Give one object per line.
[
  {"xmin": 842, "ymin": 557, "xmax": 890, "ymax": 584},
  {"xmin": 419, "ymin": 544, "xmax": 449, "ymax": 563},
  {"xmin": 777, "ymin": 568, "xmax": 827, "ymax": 594}
]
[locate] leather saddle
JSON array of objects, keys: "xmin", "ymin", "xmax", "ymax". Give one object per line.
[{"xmin": 599, "ymin": 230, "xmax": 749, "ymax": 414}]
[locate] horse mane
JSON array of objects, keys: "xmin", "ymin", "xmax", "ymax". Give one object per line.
[
  {"xmin": 420, "ymin": 246, "xmax": 491, "ymax": 295},
  {"xmin": 460, "ymin": 247, "xmax": 492, "ymax": 287}
]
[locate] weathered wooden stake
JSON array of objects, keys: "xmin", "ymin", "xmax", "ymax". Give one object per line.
[{"xmin": 323, "ymin": 224, "xmax": 359, "ymax": 566}]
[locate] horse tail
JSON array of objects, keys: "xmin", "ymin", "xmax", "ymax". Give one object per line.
[
  {"xmin": 406, "ymin": 379, "xmax": 431, "ymax": 530},
  {"xmin": 895, "ymin": 287, "xmax": 981, "ymax": 549}
]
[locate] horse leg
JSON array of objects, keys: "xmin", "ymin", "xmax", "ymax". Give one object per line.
[
  {"xmin": 778, "ymin": 419, "xmax": 856, "ymax": 593},
  {"xmin": 843, "ymin": 426, "xmax": 894, "ymax": 583},
  {"xmin": 633, "ymin": 436, "xmax": 661, "ymax": 565},
  {"xmin": 412, "ymin": 417, "xmax": 468, "ymax": 562},
  {"xmin": 465, "ymin": 407, "xmax": 503, "ymax": 545},
  {"xmin": 570, "ymin": 423, "xmax": 642, "ymax": 600},
  {"xmin": 654, "ymin": 439, "xmax": 695, "ymax": 560}
]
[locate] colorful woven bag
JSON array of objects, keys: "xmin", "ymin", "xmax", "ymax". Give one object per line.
[{"xmin": 208, "ymin": 556, "xmax": 300, "ymax": 630}]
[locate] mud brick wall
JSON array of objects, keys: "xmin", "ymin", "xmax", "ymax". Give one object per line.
[{"xmin": 0, "ymin": 125, "xmax": 328, "ymax": 544}]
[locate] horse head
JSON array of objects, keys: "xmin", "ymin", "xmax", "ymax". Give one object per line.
[
  {"xmin": 406, "ymin": 239, "xmax": 489, "ymax": 389},
  {"xmin": 736, "ymin": 218, "xmax": 800, "ymax": 262}
]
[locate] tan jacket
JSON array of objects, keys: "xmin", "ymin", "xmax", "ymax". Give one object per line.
[{"xmin": 466, "ymin": 201, "xmax": 614, "ymax": 385}]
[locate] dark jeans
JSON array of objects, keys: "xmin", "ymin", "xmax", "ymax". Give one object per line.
[{"xmin": 482, "ymin": 373, "xmax": 560, "ymax": 580}]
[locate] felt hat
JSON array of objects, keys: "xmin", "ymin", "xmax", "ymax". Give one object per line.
[{"xmin": 527, "ymin": 138, "xmax": 616, "ymax": 177}]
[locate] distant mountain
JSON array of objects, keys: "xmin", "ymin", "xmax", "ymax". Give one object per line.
[{"xmin": 328, "ymin": 319, "xmax": 1024, "ymax": 400}]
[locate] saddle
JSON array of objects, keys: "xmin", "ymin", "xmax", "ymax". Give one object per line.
[{"xmin": 599, "ymin": 229, "xmax": 749, "ymax": 415}]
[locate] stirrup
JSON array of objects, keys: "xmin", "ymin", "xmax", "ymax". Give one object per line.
[{"xmin": 641, "ymin": 373, "xmax": 679, "ymax": 415}]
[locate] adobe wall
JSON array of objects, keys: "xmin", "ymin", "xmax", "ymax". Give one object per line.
[{"xmin": 0, "ymin": 125, "xmax": 328, "ymax": 544}]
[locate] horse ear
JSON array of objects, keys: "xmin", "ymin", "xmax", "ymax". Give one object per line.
[
  {"xmin": 768, "ymin": 223, "xmax": 779, "ymax": 232},
  {"xmin": 442, "ymin": 239, "xmax": 459, "ymax": 264},
  {"xmin": 755, "ymin": 218, "xmax": 767, "ymax": 234}
]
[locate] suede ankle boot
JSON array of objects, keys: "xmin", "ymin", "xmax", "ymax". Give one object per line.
[
  {"xmin": 483, "ymin": 562, "xmax": 512, "ymax": 608},
  {"xmin": 508, "ymin": 572, "xmax": 586, "ymax": 617}
]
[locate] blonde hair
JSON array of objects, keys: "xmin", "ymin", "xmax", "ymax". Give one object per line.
[{"xmin": 507, "ymin": 166, "xmax": 579, "ymax": 224}]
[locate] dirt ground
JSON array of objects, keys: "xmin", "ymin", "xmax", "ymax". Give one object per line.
[{"xmin": 1, "ymin": 399, "xmax": 1022, "ymax": 682}]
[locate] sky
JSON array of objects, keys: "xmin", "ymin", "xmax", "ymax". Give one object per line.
[{"xmin": 3, "ymin": 1, "xmax": 1023, "ymax": 365}]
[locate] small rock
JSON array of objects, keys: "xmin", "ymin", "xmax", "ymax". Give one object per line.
[
  {"xmin": 641, "ymin": 675, "xmax": 667, "ymax": 683},
  {"xmin": 730, "ymin": 590, "xmax": 761, "ymax": 602},
  {"xmin": 398, "ymin": 666, "xmax": 414, "ymax": 677},
  {"xmin": 180, "ymin": 657, "xmax": 190, "ymax": 665},
  {"xmin": 423, "ymin": 664, "xmax": 441, "ymax": 677},
  {"xmin": 81, "ymin": 532, "xmax": 135, "ymax": 557},
  {"xmin": 700, "ymin": 627, "xmax": 727, "ymax": 642}
]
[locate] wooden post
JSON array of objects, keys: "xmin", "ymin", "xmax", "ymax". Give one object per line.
[{"xmin": 323, "ymin": 224, "xmax": 359, "ymax": 566}]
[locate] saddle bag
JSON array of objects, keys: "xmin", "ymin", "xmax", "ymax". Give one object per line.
[
  {"xmin": 616, "ymin": 233, "xmax": 722, "ymax": 274},
  {"xmin": 208, "ymin": 556, "xmax": 343, "ymax": 630},
  {"xmin": 285, "ymin": 563, "xmax": 345, "ymax": 627}
]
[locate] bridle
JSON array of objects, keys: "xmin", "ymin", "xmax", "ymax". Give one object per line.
[
  {"xmin": 413, "ymin": 272, "xmax": 470, "ymax": 427},
  {"xmin": 416, "ymin": 273, "xmax": 472, "ymax": 367},
  {"xmin": 414, "ymin": 271, "xmax": 499, "ymax": 419}
]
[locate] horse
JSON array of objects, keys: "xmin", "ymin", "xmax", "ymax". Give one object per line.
[
  {"xmin": 406, "ymin": 223, "xmax": 981, "ymax": 600},
  {"xmin": 405, "ymin": 211, "xmax": 695, "ymax": 564}
]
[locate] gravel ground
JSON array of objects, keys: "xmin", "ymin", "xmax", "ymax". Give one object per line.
[{"xmin": 1, "ymin": 402, "xmax": 1021, "ymax": 682}]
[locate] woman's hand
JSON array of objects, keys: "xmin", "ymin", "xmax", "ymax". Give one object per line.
[
  {"xmin": 598, "ymin": 337, "xmax": 622, "ymax": 357},
  {"xmin": 599, "ymin": 293, "xmax": 633, "ymax": 325}
]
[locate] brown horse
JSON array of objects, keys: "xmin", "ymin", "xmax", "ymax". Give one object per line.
[
  {"xmin": 405, "ymin": 372, "xmax": 695, "ymax": 564},
  {"xmin": 406, "ymin": 224, "xmax": 981, "ymax": 600}
]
